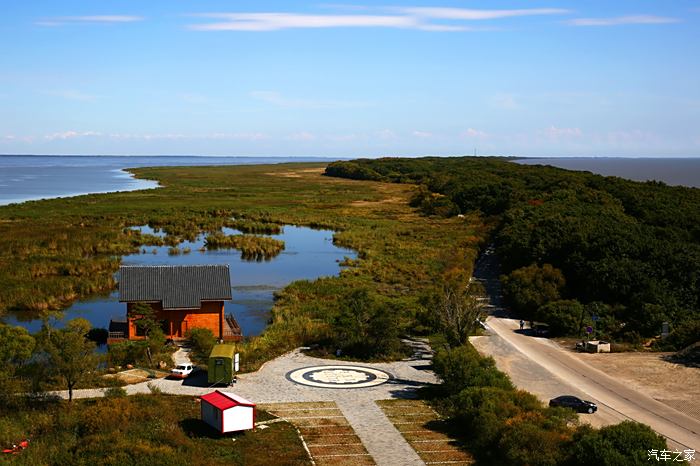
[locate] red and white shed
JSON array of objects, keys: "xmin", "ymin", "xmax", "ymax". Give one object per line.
[{"xmin": 200, "ymin": 390, "xmax": 256, "ymax": 433}]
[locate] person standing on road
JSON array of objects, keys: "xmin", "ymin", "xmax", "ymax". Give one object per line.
[{"xmin": 519, "ymin": 320, "xmax": 525, "ymax": 330}]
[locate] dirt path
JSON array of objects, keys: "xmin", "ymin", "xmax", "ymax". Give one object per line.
[{"xmin": 471, "ymin": 247, "xmax": 700, "ymax": 455}]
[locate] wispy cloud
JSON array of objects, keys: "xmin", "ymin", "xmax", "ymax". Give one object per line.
[
  {"xmin": 109, "ymin": 132, "xmax": 268, "ymax": 141},
  {"xmin": 400, "ymin": 7, "xmax": 570, "ymax": 21},
  {"xmin": 44, "ymin": 131, "xmax": 102, "ymax": 141},
  {"xmin": 36, "ymin": 15, "xmax": 144, "ymax": 27},
  {"xmin": 568, "ymin": 15, "xmax": 680, "ymax": 27},
  {"xmin": 288, "ymin": 131, "xmax": 317, "ymax": 141},
  {"xmin": 188, "ymin": 7, "xmax": 571, "ymax": 32},
  {"xmin": 492, "ymin": 93, "xmax": 519, "ymax": 110},
  {"xmin": 461, "ymin": 128, "xmax": 488, "ymax": 138},
  {"xmin": 412, "ymin": 130, "xmax": 433, "ymax": 138},
  {"xmin": 250, "ymin": 90, "xmax": 368, "ymax": 109},
  {"xmin": 540, "ymin": 126, "xmax": 583, "ymax": 139}
]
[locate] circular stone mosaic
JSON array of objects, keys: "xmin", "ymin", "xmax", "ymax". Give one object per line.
[{"xmin": 286, "ymin": 365, "xmax": 392, "ymax": 389}]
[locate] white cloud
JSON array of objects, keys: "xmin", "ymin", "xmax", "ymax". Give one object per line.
[
  {"xmin": 568, "ymin": 15, "xmax": 679, "ymax": 26},
  {"xmin": 44, "ymin": 131, "xmax": 102, "ymax": 141},
  {"xmin": 109, "ymin": 132, "xmax": 268, "ymax": 141},
  {"xmin": 461, "ymin": 128, "xmax": 488, "ymax": 138},
  {"xmin": 189, "ymin": 13, "xmax": 418, "ymax": 31},
  {"xmin": 401, "ymin": 7, "xmax": 570, "ymax": 20},
  {"xmin": 377, "ymin": 129, "xmax": 397, "ymax": 140},
  {"xmin": 250, "ymin": 90, "xmax": 368, "ymax": 109},
  {"xmin": 288, "ymin": 132, "xmax": 317, "ymax": 141},
  {"xmin": 188, "ymin": 7, "xmax": 571, "ymax": 32},
  {"xmin": 541, "ymin": 126, "xmax": 583, "ymax": 138},
  {"xmin": 412, "ymin": 130, "xmax": 433, "ymax": 138},
  {"xmin": 36, "ymin": 15, "xmax": 144, "ymax": 26}
]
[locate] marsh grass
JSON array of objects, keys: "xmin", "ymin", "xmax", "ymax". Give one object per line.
[
  {"xmin": 0, "ymin": 163, "xmax": 485, "ymax": 370},
  {"xmin": 205, "ymin": 233, "xmax": 285, "ymax": 261}
]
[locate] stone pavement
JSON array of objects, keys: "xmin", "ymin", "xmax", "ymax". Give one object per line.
[{"xmin": 59, "ymin": 339, "xmax": 439, "ymax": 466}]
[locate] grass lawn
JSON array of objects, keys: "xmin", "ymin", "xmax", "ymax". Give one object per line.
[{"xmin": 0, "ymin": 394, "xmax": 309, "ymax": 466}]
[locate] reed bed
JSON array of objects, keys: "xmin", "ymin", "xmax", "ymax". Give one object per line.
[{"xmin": 204, "ymin": 233, "xmax": 285, "ymax": 261}]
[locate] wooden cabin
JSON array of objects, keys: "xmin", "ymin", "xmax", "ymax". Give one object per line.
[{"xmin": 116, "ymin": 265, "xmax": 242, "ymax": 342}]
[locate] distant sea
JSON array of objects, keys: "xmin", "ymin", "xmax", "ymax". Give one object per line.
[
  {"xmin": 0, "ymin": 155, "xmax": 336, "ymax": 206},
  {"xmin": 515, "ymin": 157, "xmax": 700, "ymax": 188}
]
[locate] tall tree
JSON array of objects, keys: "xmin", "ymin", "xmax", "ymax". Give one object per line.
[
  {"xmin": 42, "ymin": 318, "xmax": 98, "ymax": 402},
  {"xmin": 438, "ymin": 283, "xmax": 485, "ymax": 347}
]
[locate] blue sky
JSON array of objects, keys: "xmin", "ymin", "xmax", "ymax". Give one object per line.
[{"xmin": 1, "ymin": 1, "xmax": 699, "ymax": 157}]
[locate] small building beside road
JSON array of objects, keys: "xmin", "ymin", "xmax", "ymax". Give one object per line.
[
  {"xmin": 585, "ymin": 340, "xmax": 611, "ymax": 353},
  {"xmin": 201, "ymin": 390, "xmax": 256, "ymax": 433}
]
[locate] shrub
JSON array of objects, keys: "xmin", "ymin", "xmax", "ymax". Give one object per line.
[
  {"xmin": 501, "ymin": 263, "xmax": 566, "ymax": 318},
  {"xmin": 327, "ymin": 289, "xmax": 402, "ymax": 359},
  {"xmin": 535, "ymin": 299, "xmax": 586, "ymax": 336},
  {"xmin": 186, "ymin": 328, "xmax": 216, "ymax": 362},
  {"xmin": 104, "ymin": 386, "xmax": 127, "ymax": 398},
  {"xmin": 432, "ymin": 344, "xmax": 513, "ymax": 395},
  {"xmin": 568, "ymin": 421, "xmax": 668, "ymax": 466}
]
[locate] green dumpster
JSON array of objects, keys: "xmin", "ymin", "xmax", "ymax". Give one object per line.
[{"xmin": 208, "ymin": 344, "xmax": 236, "ymax": 385}]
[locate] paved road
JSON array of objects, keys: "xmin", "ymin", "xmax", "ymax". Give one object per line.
[{"xmin": 472, "ymin": 247, "xmax": 700, "ymax": 455}]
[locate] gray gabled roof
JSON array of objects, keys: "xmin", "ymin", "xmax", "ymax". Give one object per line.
[{"xmin": 119, "ymin": 265, "xmax": 232, "ymax": 310}]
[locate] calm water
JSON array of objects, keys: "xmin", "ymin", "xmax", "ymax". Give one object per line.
[
  {"xmin": 0, "ymin": 155, "xmax": 335, "ymax": 206},
  {"xmin": 515, "ymin": 157, "xmax": 700, "ymax": 188},
  {"xmin": 6, "ymin": 225, "xmax": 356, "ymax": 337}
]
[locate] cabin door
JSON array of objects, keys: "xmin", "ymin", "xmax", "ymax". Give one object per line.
[{"xmin": 169, "ymin": 319, "xmax": 185, "ymax": 338}]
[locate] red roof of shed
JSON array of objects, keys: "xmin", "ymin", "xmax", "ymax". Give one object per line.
[{"xmin": 201, "ymin": 390, "xmax": 255, "ymax": 411}]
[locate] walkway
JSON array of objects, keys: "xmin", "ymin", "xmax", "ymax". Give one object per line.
[{"xmin": 58, "ymin": 339, "xmax": 439, "ymax": 466}]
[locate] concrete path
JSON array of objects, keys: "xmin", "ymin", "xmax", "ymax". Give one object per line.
[
  {"xmin": 336, "ymin": 397, "xmax": 424, "ymax": 466},
  {"xmin": 171, "ymin": 345, "xmax": 193, "ymax": 366},
  {"xmin": 57, "ymin": 338, "xmax": 438, "ymax": 466}
]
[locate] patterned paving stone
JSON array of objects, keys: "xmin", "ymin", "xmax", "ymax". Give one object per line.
[{"xmin": 377, "ymin": 399, "xmax": 474, "ymax": 465}]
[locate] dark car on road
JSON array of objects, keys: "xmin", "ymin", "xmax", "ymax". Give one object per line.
[{"xmin": 549, "ymin": 395, "xmax": 598, "ymax": 413}]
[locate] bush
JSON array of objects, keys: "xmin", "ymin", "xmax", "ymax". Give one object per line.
[
  {"xmin": 186, "ymin": 328, "xmax": 216, "ymax": 362},
  {"xmin": 108, "ymin": 340, "xmax": 148, "ymax": 367},
  {"xmin": 104, "ymin": 386, "xmax": 127, "ymax": 398},
  {"xmin": 498, "ymin": 417, "xmax": 571, "ymax": 466},
  {"xmin": 328, "ymin": 289, "xmax": 402, "ymax": 359},
  {"xmin": 568, "ymin": 421, "xmax": 668, "ymax": 466},
  {"xmin": 501, "ymin": 263, "xmax": 566, "ymax": 318},
  {"xmin": 535, "ymin": 300, "xmax": 586, "ymax": 336},
  {"xmin": 432, "ymin": 344, "xmax": 513, "ymax": 395}
]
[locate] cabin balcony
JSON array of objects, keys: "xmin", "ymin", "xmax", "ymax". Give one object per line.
[{"xmin": 223, "ymin": 313, "xmax": 243, "ymax": 342}]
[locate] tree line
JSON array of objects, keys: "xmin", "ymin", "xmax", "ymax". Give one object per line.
[{"xmin": 326, "ymin": 157, "xmax": 700, "ymax": 349}]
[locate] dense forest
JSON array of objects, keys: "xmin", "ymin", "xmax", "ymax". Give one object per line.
[{"xmin": 326, "ymin": 157, "xmax": 700, "ymax": 350}]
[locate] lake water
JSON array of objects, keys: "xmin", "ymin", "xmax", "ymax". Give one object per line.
[
  {"xmin": 515, "ymin": 157, "xmax": 700, "ymax": 188},
  {"xmin": 6, "ymin": 225, "xmax": 356, "ymax": 338},
  {"xmin": 0, "ymin": 155, "xmax": 336, "ymax": 206}
]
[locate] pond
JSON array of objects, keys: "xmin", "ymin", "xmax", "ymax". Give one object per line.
[{"xmin": 6, "ymin": 225, "xmax": 356, "ymax": 339}]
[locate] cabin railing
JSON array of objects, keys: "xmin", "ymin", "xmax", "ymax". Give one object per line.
[{"xmin": 223, "ymin": 314, "xmax": 243, "ymax": 341}]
